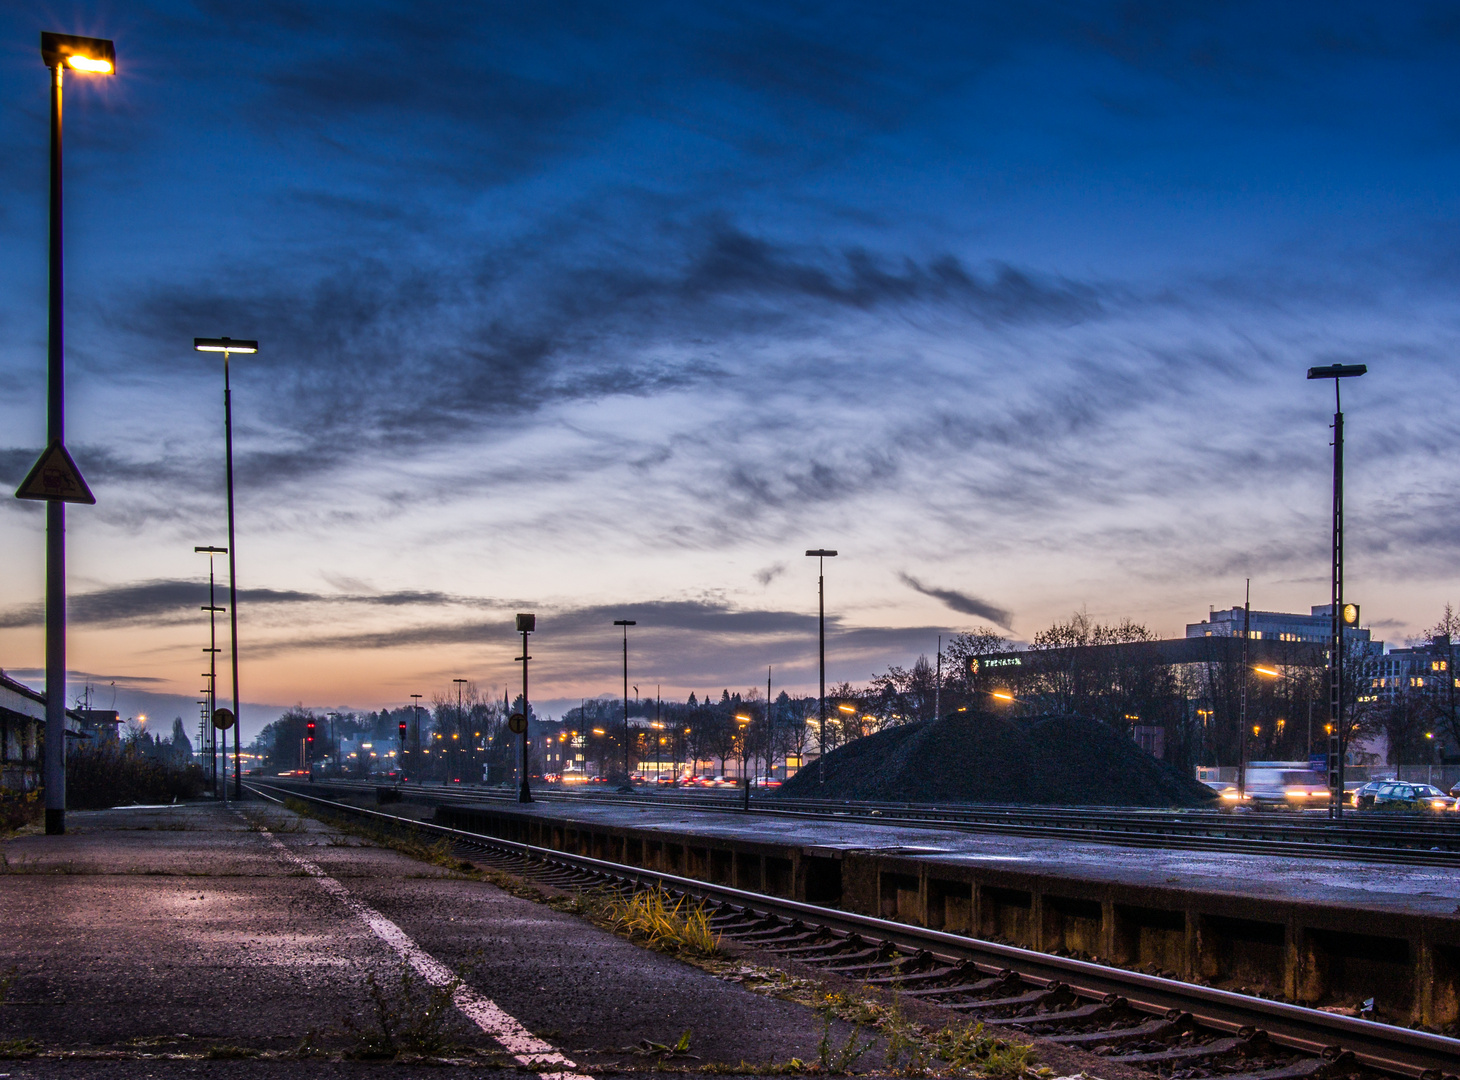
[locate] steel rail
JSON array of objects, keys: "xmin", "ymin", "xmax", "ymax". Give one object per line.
[
  {"xmin": 248, "ymin": 781, "xmax": 1460, "ymax": 1079},
  {"xmin": 300, "ymin": 778, "xmax": 1460, "ymax": 867}
]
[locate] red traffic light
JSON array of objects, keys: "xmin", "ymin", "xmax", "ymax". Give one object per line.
[{"xmin": 306, "ymin": 720, "xmax": 315, "ymax": 743}]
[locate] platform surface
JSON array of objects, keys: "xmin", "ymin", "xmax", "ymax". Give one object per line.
[
  {"xmin": 0, "ymin": 801, "xmax": 905, "ymax": 1078},
  {"xmin": 459, "ymin": 796, "xmax": 1460, "ymax": 916}
]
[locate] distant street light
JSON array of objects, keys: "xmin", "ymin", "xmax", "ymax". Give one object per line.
[
  {"xmin": 1307, "ymin": 361, "xmax": 1367, "ymax": 818},
  {"xmin": 25, "ymin": 33, "xmax": 116, "ymax": 836},
  {"xmin": 195, "ymin": 337, "xmax": 257, "ymax": 799},
  {"xmin": 614, "ymin": 620, "xmax": 636, "ymax": 783},
  {"xmin": 805, "ymin": 550, "xmax": 838, "ymax": 783},
  {"xmin": 409, "ymin": 693, "xmax": 423, "ymax": 780},
  {"xmin": 735, "ymin": 713, "xmax": 752, "ymax": 811}
]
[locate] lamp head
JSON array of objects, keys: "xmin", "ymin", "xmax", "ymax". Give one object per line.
[
  {"xmin": 805, "ymin": 549, "xmax": 838, "ymax": 557},
  {"xmin": 194, "ymin": 337, "xmax": 259, "ymax": 354},
  {"xmin": 41, "ymin": 32, "xmax": 116, "ymax": 73},
  {"xmin": 516, "ymin": 613, "xmax": 536, "ymax": 633},
  {"xmin": 1306, "ymin": 363, "xmax": 1366, "ymax": 380},
  {"xmin": 614, "ymin": 619, "xmax": 635, "ymax": 627}
]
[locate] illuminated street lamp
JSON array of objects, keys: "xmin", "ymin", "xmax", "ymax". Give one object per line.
[
  {"xmin": 514, "ymin": 613, "xmax": 535, "ymax": 803},
  {"xmin": 195, "ymin": 337, "xmax": 257, "ymax": 799},
  {"xmin": 805, "ymin": 550, "xmax": 837, "ymax": 783},
  {"xmin": 1307, "ymin": 361, "xmax": 1367, "ymax": 818},
  {"xmin": 21, "ymin": 34, "xmax": 116, "ymax": 836}
]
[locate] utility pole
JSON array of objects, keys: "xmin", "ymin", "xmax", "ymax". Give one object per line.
[
  {"xmin": 614, "ymin": 620, "xmax": 635, "ymax": 782},
  {"xmin": 1308, "ymin": 362, "xmax": 1366, "ymax": 818},
  {"xmin": 805, "ymin": 550, "xmax": 837, "ymax": 783},
  {"xmin": 1238, "ymin": 580, "xmax": 1250, "ymax": 802},
  {"xmin": 453, "ymin": 679, "xmax": 467, "ymax": 785},
  {"xmin": 515, "ymin": 614, "xmax": 534, "ymax": 803},
  {"xmin": 409, "ymin": 694, "xmax": 422, "ymax": 780},
  {"xmin": 766, "ymin": 666, "xmax": 773, "ymax": 782}
]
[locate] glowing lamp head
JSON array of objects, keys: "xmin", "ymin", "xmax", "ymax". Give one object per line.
[
  {"xmin": 991, "ymin": 691, "xmax": 1015, "ymax": 702},
  {"xmin": 41, "ymin": 33, "xmax": 116, "ymax": 74},
  {"xmin": 1341, "ymin": 603, "xmax": 1360, "ymax": 626},
  {"xmin": 194, "ymin": 337, "xmax": 259, "ymax": 354},
  {"xmin": 1254, "ymin": 666, "xmax": 1280, "ymax": 678},
  {"xmin": 837, "ymin": 703, "xmax": 856, "ymax": 714}
]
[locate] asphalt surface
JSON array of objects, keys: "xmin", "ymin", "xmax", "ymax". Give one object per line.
[{"xmin": 0, "ymin": 800, "xmax": 1102, "ymax": 1079}]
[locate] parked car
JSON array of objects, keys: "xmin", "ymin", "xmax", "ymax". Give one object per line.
[
  {"xmin": 1363, "ymin": 781, "xmax": 1457, "ymax": 811},
  {"xmin": 1351, "ymin": 780, "xmax": 1389, "ymax": 808}
]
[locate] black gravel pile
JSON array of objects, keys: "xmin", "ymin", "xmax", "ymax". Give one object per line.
[{"xmin": 777, "ymin": 711, "xmax": 1216, "ymax": 807}]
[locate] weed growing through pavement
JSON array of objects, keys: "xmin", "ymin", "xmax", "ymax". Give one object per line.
[
  {"xmin": 344, "ymin": 962, "xmax": 461, "ymax": 1059},
  {"xmin": 0, "ymin": 1037, "xmax": 39, "ymax": 1058}
]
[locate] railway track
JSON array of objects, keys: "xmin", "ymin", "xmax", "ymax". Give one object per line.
[
  {"xmin": 248, "ymin": 782, "xmax": 1460, "ymax": 1080},
  {"xmin": 308, "ymin": 778, "xmax": 1460, "ymax": 867}
]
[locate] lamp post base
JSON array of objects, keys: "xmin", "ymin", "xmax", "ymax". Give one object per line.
[{"xmin": 45, "ymin": 808, "xmax": 65, "ymax": 835}]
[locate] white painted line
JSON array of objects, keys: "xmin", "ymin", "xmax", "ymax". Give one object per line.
[{"xmin": 255, "ymin": 820, "xmax": 593, "ymax": 1080}]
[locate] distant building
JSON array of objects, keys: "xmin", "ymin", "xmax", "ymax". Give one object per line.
[
  {"xmin": 1186, "ymin": 605, "xmax": 1381, "ymax": 653},
  {"xmin": 0, "ymin": 670, "xmax": 85, "ymax": 793},
  {"xmin": 1357, "ymin": 635, "xmax": 1459, "ymax": 707}
]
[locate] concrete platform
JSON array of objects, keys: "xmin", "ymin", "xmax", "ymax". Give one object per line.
[
  {"xmin": 426, "ymin": 796, "xmax": 1460, "ymax": 1029},
  {"xmin": 0, "ymin": 801, "xmax": 945, "ymax": 1077}
]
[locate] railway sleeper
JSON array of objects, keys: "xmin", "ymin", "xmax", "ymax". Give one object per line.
[
  {"xmin": 902, "ymin": 971, "xmax": 1021, "ymax": 1000},
  {"xmin": 948, "ymin": 982, "xmax": 1075, "ymax": 1015},
  {"xmin": 1012, "ymin": 995, "xmax": 1129, "ymax": 1031},
  {"xmin": 1043, "ymin": 1011, "xmax": 1195, "ymax": 1047},
  {"xmin": 1219, "ymin": 1050, "xmax": 1354, "ymax": 1080},
  {"xmin": 1107, "ymin": 1028, "xmax": 1268, "ymax": 1066}
]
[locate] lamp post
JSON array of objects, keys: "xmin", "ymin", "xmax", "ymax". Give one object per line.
[
  {"xmin": 515, "ymin": 614, "xmax": 535, "ymax": 803},
  {"xmin": 805, "ymin": 550, "xmax": 837, "ymax": 784},
  {"xmin": 24, "ymin": 34, "xmax": 115, "ymax": 836},
  {"xmin": 614, "ymin": 620, "xmax": 635, "ymax": 783},
  {"xmin": 195, "ymin": 337, "xmax": 257, "ymax": 799},
  {"xmin": 1307, "ymin": 362, "xmax": 1367, "ymax": 818},
  {"xmin": 735, "ymin": 713, "xmax": 752, "ymax": 810}
]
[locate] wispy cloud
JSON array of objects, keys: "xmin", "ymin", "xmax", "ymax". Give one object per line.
[{"xmin": 898, "ymin": 573, "xmax": 1013, "ymax": 630}]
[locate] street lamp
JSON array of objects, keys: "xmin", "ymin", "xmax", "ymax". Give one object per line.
[
  {"xmin": 452, "ymin": 678, "xmax": 468, "ymax": 785},
  {"xmin": 195, "ymin": 336, "xmax": 257, "ymax": 799},
  {"xmin": 515, "ymin": 614, "xmax": 535, "ymax": 803},
  {"xmin": 409, "ymin": 693, "xmax": 422, "ymax": 780},
  {"xmin": 1307, "ymin": 361, "xmax": 1367, "ymax": 818},
  {"xmin": 735, "ymin": 714, "xmax": 752, "ymax": 811},
  {"xmin": 614, "ymin": 620, "xmax": 635, "ymax": 784},
  {"xmin": 18, "ymin": 33, "xmax": 116, "ymax": 836},
  {"xmin": 805, "ymin": 549, "xmax": 837, "ymax": 784}
]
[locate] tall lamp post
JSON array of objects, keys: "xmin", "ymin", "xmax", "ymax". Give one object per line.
[
  {"xmin": 614, "ymin": 620, "xmax": 635, "ymax": 782},
  {"xmin": 195, "ymin": 337, "xmax": 256, "ymax": 798},
  {"xmin": 805, "ymin": 550, "xmax": 837, "ymax": 783},
  {"xmin": 1307, "ymin": 362, "xmax": 1366, "ymax": 819},
  {"xmin": 19, "ymin": 34, "xmax": 115, "ymax": 836},
  {"xmin": 514, "ymin": 614, "xmax": 535, "ymax": 803}
]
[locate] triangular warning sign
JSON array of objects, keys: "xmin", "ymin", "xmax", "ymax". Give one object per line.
[{"xmin": 15, "ymin": 441, "xmax": 95, "ymax": 504}]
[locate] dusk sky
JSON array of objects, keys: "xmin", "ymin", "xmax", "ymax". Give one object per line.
[{"xmin": 2, "ymin": 3, "xmax": 1459, "ymax": 739}]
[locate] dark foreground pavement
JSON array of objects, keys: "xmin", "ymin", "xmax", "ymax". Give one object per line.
[{"xmin": 0, "ymin": 801, "xmax": 1106, "ymax": 1080}]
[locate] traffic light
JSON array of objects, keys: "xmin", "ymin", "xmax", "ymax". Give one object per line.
[
  {"xmin": 399, "ymin": 720, "xmax": 407, "ymax": 743},
  {"xmin": 306, "ymin": 719, "xmax": 315, "ymax": 760}
]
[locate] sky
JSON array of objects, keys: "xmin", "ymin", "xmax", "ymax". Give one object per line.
[{"xmin": 2, "ymin": 2, "xmax": 1459, "ymax": 741}]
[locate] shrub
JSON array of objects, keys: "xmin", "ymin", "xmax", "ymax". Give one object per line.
[{"xmin": 64, "ymin": 744, "xmax": 206, "ymax": 808}]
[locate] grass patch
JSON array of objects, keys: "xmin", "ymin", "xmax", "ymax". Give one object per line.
[
  {"xmin": 581, "ymin": 885, "xmax": 721, "ymax": 957},
  {"xmin": 203, "ymin": 1044, "xmax": 259, "ymax": 1060},
  {"xmin": 0, "ymin": 1037, "xmax": 38, "ymax": 1059}
]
